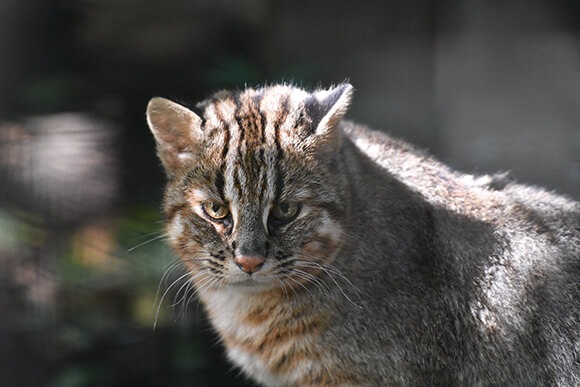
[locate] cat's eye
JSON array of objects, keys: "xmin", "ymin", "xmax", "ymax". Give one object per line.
[
  {"xmin": 202, "ymin": 202, "xmax": 230, "ymax": 220},
  {"xmin": 271, "ymin": 202, "xmax": 300, "ymax": 223}
]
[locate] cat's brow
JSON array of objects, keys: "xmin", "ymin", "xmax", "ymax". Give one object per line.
[
  {"xmin": 277, "ymin": 186, "xmax": 314, "ymax": 202},
  {"xmin": 186, "ymin": 188, "xmax": 220, "ymax": 204}
]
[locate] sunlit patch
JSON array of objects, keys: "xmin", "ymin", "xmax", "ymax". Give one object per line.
[{"xmin": 300, "ymin": 211, "xmax": 343, "ymax": 264}]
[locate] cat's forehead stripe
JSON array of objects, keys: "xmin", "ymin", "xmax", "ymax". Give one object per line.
[
  {"xmin": 270, "ymin": 94, "xmax": 290, "ymax": 204},
  {"xmin": 253, "ymin": 93, "xmax": 267, "ymax": 144},
  {"xmin": 210, "ymin": 101, "xmax": 231, "ymax": 204},
  {"xmin": 233, "ymin": 96, "xmax": 246, "ymax": 151},
  {"xmin": 217, "ymin": 95, "xmax": 242, "ymax": 203},
  {"xmin": 209, "ymin": 100, "xmax": 230, "ymax": 159},
  {"xmin": 215, "ymin": 169, "xmax": 225, "ymax": 201},
  {"xmin": 227, "ymin": 89, "xmax": 291, "ymax": 206},
  {"xmin": 200, "ymin": 86, "xmax": 312, "ymax": 208},
  {"xmin": 234, "ymin": 89, "xmax": 266, "ymax": 149}
]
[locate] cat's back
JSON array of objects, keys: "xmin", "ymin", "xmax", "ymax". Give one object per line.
[
  {"xmin": 342, "ymin": 120, "xmax": 579, "ymax": 288},
  {"xmin": 341, "ymin": 121, "xmax": 580, "ymax": 385},
  {"xmin": 342, "ymin": 120, "xmax": 580, "ymax": 229}
]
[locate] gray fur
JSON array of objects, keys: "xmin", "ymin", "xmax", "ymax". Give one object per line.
[
  {"xmin": 321, "ymin": 120, "xmax": 580, "ymax": 385},
  {"xmin": 148, "ymin": 84, "xmax": 580, "ymax": 386}
]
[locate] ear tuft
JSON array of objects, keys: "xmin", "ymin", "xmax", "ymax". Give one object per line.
[
  {"xmin": 314, "ymin": 83, "xmax": 353, "ymax": 132},
  {"xmin": 146, "ymin": 97, "xmax": 203, "ymax": 176},
  {"xmin": 304, "ymin": 83, "xmax": 353, "ymax": 154}
]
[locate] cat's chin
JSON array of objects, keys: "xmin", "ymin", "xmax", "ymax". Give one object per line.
[{"xmin": 226, "ymin": 276, "xmax": 280, "ymax": 293}]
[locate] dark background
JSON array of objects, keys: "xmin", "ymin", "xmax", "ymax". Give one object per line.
[{"xmin": 0, "ymin": 1, "xmax": 579, "ymax": 386}]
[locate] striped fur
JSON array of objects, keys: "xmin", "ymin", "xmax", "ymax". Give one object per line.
[
  {"xmin": 147, "ymin": 84, "xmax": 580, "ymax": 386},
  {"xmin": 148, "ymin": 84, "xmax": 357, "ymax": 385}
]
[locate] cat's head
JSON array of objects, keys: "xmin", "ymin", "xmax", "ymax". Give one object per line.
[{"xmin": 146, "ymin": 84, "xmax": 353, "ymax": 293}]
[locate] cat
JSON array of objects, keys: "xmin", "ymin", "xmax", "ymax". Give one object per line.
[{"xmin": 146, "ymin": 83, "xmax": 580, "ymax": 386}]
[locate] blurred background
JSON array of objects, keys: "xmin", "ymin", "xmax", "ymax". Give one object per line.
[{"xmin": 0, "ymin": 0, "xmax": 579, "ymax": 386}]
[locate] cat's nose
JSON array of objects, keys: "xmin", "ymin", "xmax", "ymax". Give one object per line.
[{"xmin": 234, "ymin": 255, "xmax": 266, "ymax": 274}]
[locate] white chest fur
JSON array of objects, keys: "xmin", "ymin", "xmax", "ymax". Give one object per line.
[{"xmin": 199, "ymin": 287, "xmax": 315, "ymax": 386}]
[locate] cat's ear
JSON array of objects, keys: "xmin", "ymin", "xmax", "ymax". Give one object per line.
[
  {"xmin": 146, "ymin": 97, "xmax": 203, "ymax": 176},
  {"xmin": 314, "ymin": 83, "xmax": 353, "ymax": 132},
  {"xmin": 308, "ymin": 83, "xmax": 353, "ymax": 153}
]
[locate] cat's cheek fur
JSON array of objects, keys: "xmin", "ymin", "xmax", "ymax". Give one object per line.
[
  {"xmin": 167, "ymin": 213, "xmax": 185, "ymax": 246},
  {"xmin": 300, "ymin": 211, "xmax": 344, "ymax": 264},
  {"xmin": 167, "ymin": 214, "xmax": 197, "ymax": 255},
  {"xmin": 167, "ymin": 212, "xmax": 222, "ymax": 274}
]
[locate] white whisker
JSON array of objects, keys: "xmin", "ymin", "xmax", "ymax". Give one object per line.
[
  {"xmin": 128, "ymin": 233, "xmax": 168, "ymax": 252},
  {"xmin": 172, "ymin": 277, "xmax": 195, "ymax": 307},
  {"xmin": 295, "ymin": 258, "xmax": 365, "ymax": 309},
  {"xmin": 292, "ymin": 268, "xmax": 332, "ymax": 296},
  {"xmin": 181, "ymin": 272, "xmax": 224, "ymax": 318},
  {"xmin": 274, "ymin": 277, "xmax": 290, "ymax": 299},
  {"xmin": 282, "ymin": 272, "xmax": 316, "ymax": 299},
  {"xmin": 154, "ymin": 270, "xmax": 200, "ymax": 330},
  {"xmin": 154, "ymin": 258, "xmax": 184, "ymax": 307},
  {"xmin": 178, "ymin": 274, "xmax": 212, "ymax": 321}
]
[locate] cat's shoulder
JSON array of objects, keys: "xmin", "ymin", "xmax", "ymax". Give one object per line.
[{"xmin": 340, "ymin": 120, "xmax": 580, "ymax": 225}]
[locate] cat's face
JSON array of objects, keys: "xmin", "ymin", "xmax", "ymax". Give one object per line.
[{"xmin": 147, "ymin": 84, "xmax": 353, "ymax": 292}]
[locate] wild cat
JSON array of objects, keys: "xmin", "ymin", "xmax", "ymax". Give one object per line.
[{"xmin": 146, "ymin": 83, "xmax": 579, "ymax": 386}]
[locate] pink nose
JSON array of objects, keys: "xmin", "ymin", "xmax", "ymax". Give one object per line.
[{"xmin": 234, "ymin": 255, "xmax": 266, "ymax": 274}]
